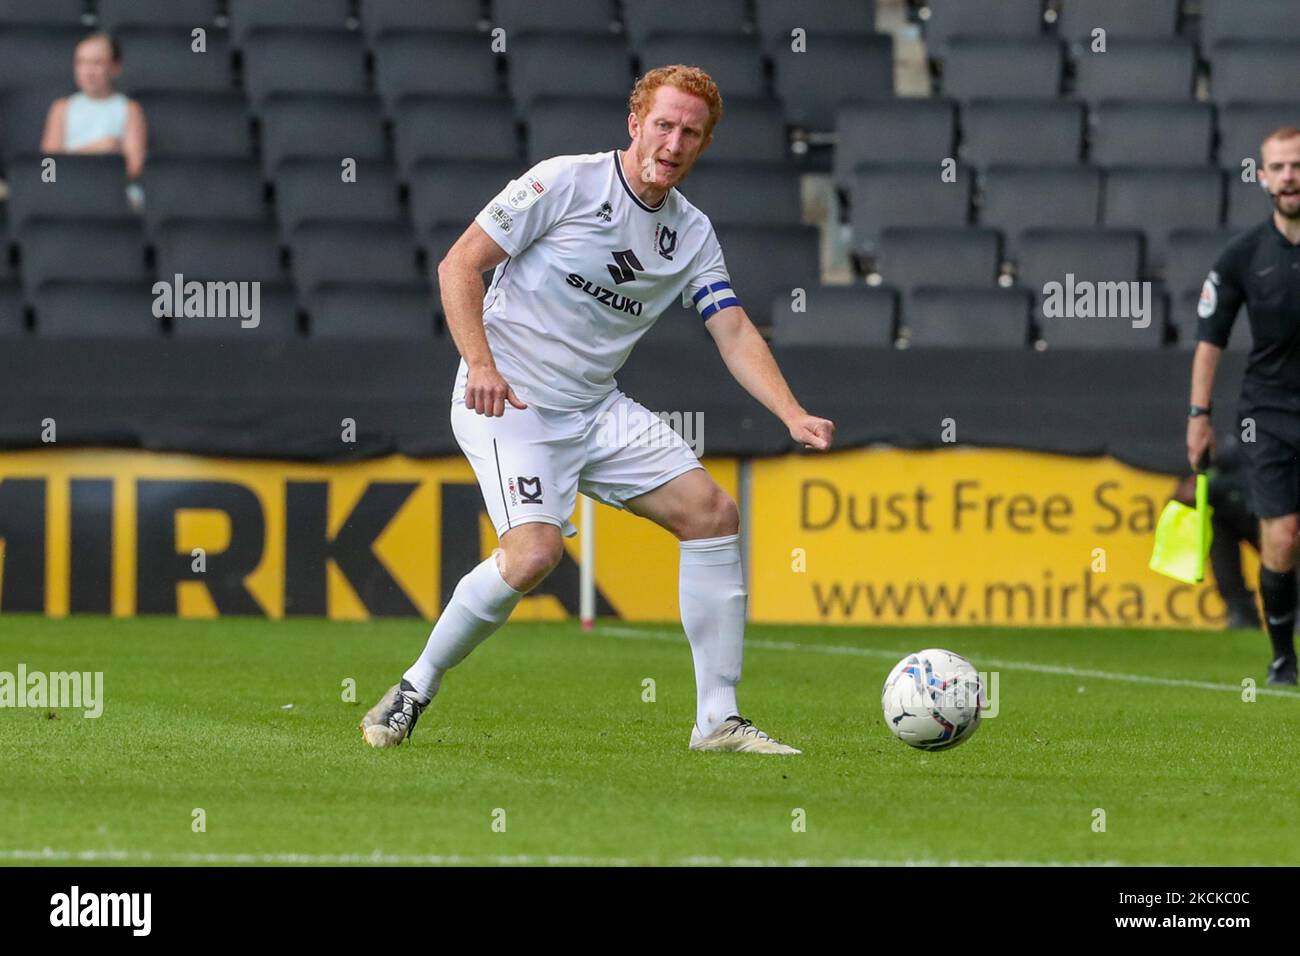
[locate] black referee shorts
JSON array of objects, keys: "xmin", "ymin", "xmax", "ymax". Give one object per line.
[{"xmin": 1239, "ymin": 405, "xmax": 1300, "ymax": 519}]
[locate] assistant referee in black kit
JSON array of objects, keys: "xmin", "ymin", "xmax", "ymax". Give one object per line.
[{"xmin": 1188, "ymin": 126, "xmax": 1300, "ymax": 685}]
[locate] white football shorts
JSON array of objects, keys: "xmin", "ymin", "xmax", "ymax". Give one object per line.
[{"xmin": 451, "ymin": 375, "xmax": 704, "ymax": 539}]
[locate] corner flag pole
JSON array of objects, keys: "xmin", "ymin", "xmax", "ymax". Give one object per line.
[{"xmin": 580, "ymin": 494, "xmax": 595, "ymax": 630}]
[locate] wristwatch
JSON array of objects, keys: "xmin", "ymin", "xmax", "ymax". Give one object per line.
[{"xmin": 1189, "ymin": 404, "xmax": 1212, "ymax": 418}]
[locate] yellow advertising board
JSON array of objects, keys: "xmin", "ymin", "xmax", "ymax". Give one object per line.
[
  {"xmin": 748, "ymin": 448, "xmax": 1236, "ymax": 628},
  {"xmin": 0, "ymin": 447, "xmax": 1237, "ymax": 627},
  {"xmin": 0, "ymin": 449, "xmax": 734, "ymax": 622}
]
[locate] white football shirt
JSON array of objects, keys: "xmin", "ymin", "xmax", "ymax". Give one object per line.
[{"xmin": 463, "ymin": 150, "xmax": 736, "ymax": 410}]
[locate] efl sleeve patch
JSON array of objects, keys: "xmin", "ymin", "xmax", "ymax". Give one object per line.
[
  {"xmin": 1196, "ymin": 272, "xmax": 1218, "ymax": 319},
  {"xmin": 506, "ymin": 175, "xmax": 547, "ymax": 211},
  {"xmin": 692, "ymin": 281, "xmax": 739, "ymax": 320}
]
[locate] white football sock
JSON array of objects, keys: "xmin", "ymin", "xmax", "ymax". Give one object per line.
[
  {"xmin": 679, "ymin": 533, "xmax": 745, "ymax": 736},
  {"xmin": 403, "ymin": 552, "xmax": 524, "ymax": 702}
]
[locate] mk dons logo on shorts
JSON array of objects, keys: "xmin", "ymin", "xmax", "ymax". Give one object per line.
[{"xmin": 507, "ymin": 475, "xmax": 543, "ymax": 506}]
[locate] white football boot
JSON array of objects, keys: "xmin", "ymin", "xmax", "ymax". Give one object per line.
[
  {"xmin": 689, "ymin": 715, "xmax": 801, "ymax": 755},
  {"xmin": 360, "ymin": 680, "xmax": 428, "ymax": 748}
]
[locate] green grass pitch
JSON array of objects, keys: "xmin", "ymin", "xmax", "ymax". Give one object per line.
[{"xmin": 2, "ymin": 615, "xmax": 1299, "ymax": 866}]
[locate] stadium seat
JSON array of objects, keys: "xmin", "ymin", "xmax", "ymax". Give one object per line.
[
  {"xmin": 833, "ymin": 99, "xmax": 956, "ymax": 189},
  {"xmin": 978, "ymin": 164, "xmax": 1102, "ymax": 262},
  {"xmin": 712, "ymin": 224, "xmax": 820, "ymax": 328},
  {"xmin": 115, "ymin": 26, "xmax": 234, "ymax": 93},
  {"xmin": 1102, "ymin": 166, "xmax": 1224, "ymax": 272},
  {"xmin": 690, "ymin": 98, "xmax": 788, "ymax": 165},
  {"xmin": 1225, "ymin": 176, "xmax": 1274, "ymax": 230},
  {"xmin": 273, "ymin": 158, "xmax": 403, "ymax": 232},
  {"xmin": 875, "ymin": 227, "xmax": 1001, "ymax": 294},
  {"xmin": 97, "ymin": 0, "xmax": 221, "ymax": 32},
  {"xmin": 923, "ymin": 0, "xmax": 1043, "ymax": 60},
  {"xmin": 507, "ymin": 34, "xmax": 632, "ymax": 113},
  {"xmin": 289, "ymin": 221, "xmax": 423, "ymax": 294},
  {"xmin": 18, "ymin": 217, "xmax": 148, "ymax": 289},
  {"xmin": 771, "ymin": 35, "xmax": 893, "ymax": 130},
  {"xmin": 1016, "ymin": 227, "xmax": 1144, "ymax": 294},
  {"xmin": 6, "ymin": 154, "xmax": 129, "ymax": 230},
  {"xmin": 1210, "ymin": 42, "xmax": 1300, "ymax": 105},
  {"xmin": 142, "ymin": 157, "xmax": 267, "ymax": 234},
  {"xmin": 1089, "ymin": 100, "xmax": 1213, "ymax": 167},
  {"xmin": 960, "ymin": 99, "xmax": 1084, "ymax": 167},
  {"xmin": 1035, "ymin": 287, "xmax": 1167, "ymax": 349},
  {"xmin": 359, "ymin": 0, "xmax": 485, "ymax": 43},
  {"xmin": 770, "ymin": 285, "xmax": 897, "ymax": 346},
  {"xmin": 155, "ymin": 219, "xmax": 286, "ymax": 282},
  {"xmin": 393, "ymin": 95, "xmax": 519, "ymax": 177},
  {"xmin": 0, "ymin": 281, "xmax": 24, "ymax": 336},
  {"xmin": 901, "ymin": 287, "xmax": 1031, "ymax": 349},
  {"xmin": 410, "ymin": 158, "xmax": 523, "ymax": 234},
  {"xmin": 170, "ymin": 282, "xmax": 300, "ymax": 338},
  {"xmin": 308, "ymin": 283, "xmax": 436, "ymax": 340},
  {"xmin": 0, "ymin": 25, "xmax": 87, "ymax": 88},
  {"xmin": 622, "ymin": 0, "xmax": 750, "ymax": 48},
  {"xmin": 0, "ymin": 87, "xmax": 67, "ymax": 159},
  {"xmin": 258, "ymin": 93, "xmax": 388, "ymax": 177},
  {"xmin": 941, "ymin": 37, "xmax": 1061, "ymax": 100},
  {"xmin": 241, "ymin": 29, "xmax": 367, "ymax": 108},
  {"xmin": 849, "ymin": 163, "xmax": 972, "ymax": 255},
  {"xmin": 133, "ymin": 91, "xmax": 252, "ymax": 158},
  {"xmin": 636, "ymin": 34, "xmax": 767, "ymax": 100},
  {"xmin": 373, "ymin": 32, "xmax": 502, "ymax": 107},
  {"xmin": 1171, "ymin": 289, "xmax": 1252, "ymax": 351},
  {"xmin": 674, "ymin": 164, "xmax": 801, "ymax": 226},
  {"xmin": 227, "ymin": 0, "xmax": 353, "ymax": 45},
  {"xmin": 0, "ymin": 0, "xmax": 85, "ymax": 26},
  {"xmin": 754, "ymin": 0, "xmax": 877, "ymax": 50},
  {"xmin": 1165, "ymin": 229, "xmax": 1238, "ymax": 302},
  {"xmin": 1200, "ymin": 0, "xmax": 1300, "ymax": 47},
  {"xmin": 1217, "ymin": 102, "xmax": 1297, "ymax": 169},
  {"xmin": 33, "ymin": 280, "xmax": 163, "ymax": 338},
  {"xmin": 1055, "ymin": 0, "xmax": 1179, "ymax": 42},
  {"xmin": 492, "ymin": 0, "xmax": 617, "ymax": 36},
  {"xmin": 1071, "ymin": 38, "xmax": 1195, "ymax": 102},
  {"xmin": 524, "ymin": 96, "xmax": 629, "ymax": 165}
]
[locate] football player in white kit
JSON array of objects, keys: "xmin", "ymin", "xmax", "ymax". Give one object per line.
[{"xmin": 362, "ymin": 66, "xmax": 835, "ymax": 754}]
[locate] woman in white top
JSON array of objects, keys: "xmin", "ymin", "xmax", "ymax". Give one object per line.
[{"xmin": 41, "ymin": 33, "xmax": 147, "ymax": 180}]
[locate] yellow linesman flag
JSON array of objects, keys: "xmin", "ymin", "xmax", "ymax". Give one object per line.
[{"xmin": 1149, "ymin": 473, "xmax": 1213, "ymax": 584}]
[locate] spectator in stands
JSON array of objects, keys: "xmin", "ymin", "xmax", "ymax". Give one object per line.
[{"xmin": 40, "ymin": 33, "xmax": 147, "ymax": 181}]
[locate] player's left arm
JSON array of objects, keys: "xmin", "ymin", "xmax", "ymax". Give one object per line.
[{"xmin": 705, "ymin": 304, "xmax": 834, "ymax": 452}]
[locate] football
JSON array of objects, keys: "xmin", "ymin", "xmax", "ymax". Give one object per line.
[{"xmin": 881, "ymin": 649, "xmax": 984, "ymax": 751}]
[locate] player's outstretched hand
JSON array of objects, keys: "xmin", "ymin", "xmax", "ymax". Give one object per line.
[
  {"xmin": 790, "ymin": 414, "xmax": 835, "ymax": 452},
  {"xmin": 466, "ymin": 365, "xmax": 528, "ymax": 417}
]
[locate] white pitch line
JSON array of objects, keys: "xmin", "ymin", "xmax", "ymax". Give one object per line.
[
  {"xmin": 598, "ymin": 626, "xmax": 1300, "ymax": 699},
  {"xmin": 0, "ymin": 848, "xmax": 1137, "ymax": 867}
]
